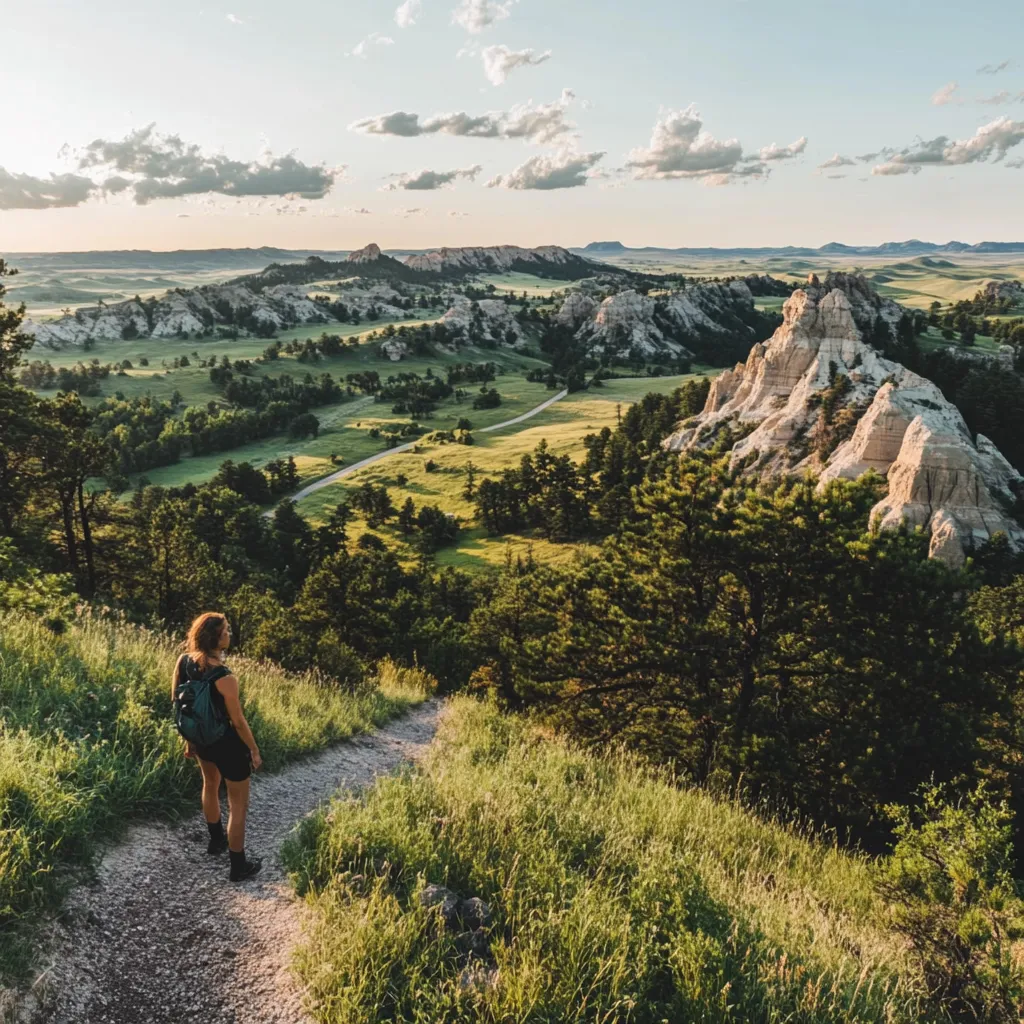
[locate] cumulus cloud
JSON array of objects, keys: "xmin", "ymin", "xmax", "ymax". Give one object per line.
[
  {"xmin": 978, "ymin": 59, "xmax": 1012, "ymax": 75},
  {"xmin": 817, "ymin": 153, "xmax": 856, "ymax": 170},
  {"xmin": 449, "ymin": 210, "xmax": 470, "ymax": 217},
  {"xmin": 225, "ymin": 13, "xmax": 244, "ymax": 25},
  {"xmin": 625, "ymin": 105, "xmax": 768, "ymax": 184},
  {"xmin": 349, "ymin": 32, "xmax": 395, "ymax": 57},
  {"xmin": 481, "ymin": 44, "xmax": 551, "ymax": 85},
  {"xmin": 393, "ymin": 206, "xmax": 425, "ymax": 216},
  {"xmin": 759, "ymin": 136, "xmax": 807, "ymax": 162},
  {"xmin": 871, "ymin": 116, "xmax": 1024, "ymax": 176},
  {"xmin": 452, "ymin": 0, "xmax": 513, "ymax": 33},
  {"xmin": 383, "ymin": 164, "xmax": 482, "ymax": 190},
  {"xmin": 78, "ymin": 124, "xmax": 338, "ymax": 204},
  {"xmin": 395, "ymin": 0, "xmax": 421, "ymax": 27},
  {"xmin": 487, "ymin": 149, "xmax": 604, "ymax": 189},
  {"xmin": 0, "ymin": 168, "xmax": 97, "ymax": 209},
  {"xmin": 350, "ymin": 89, "xmax": 575, "ymax": 144},
  {"xmin": 932, "ymin": 81, "xmax": 960, "ymax": 106}
]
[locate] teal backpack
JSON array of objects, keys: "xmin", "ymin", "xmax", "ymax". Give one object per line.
[{"xmin": 174, "ymin": 658, "xmax": 230, "ymax": 748}]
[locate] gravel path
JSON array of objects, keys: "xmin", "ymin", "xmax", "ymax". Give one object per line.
[
  {"xmin": 19, "ymin": 700, "xmax": 442, "ymax": 1024},
  {"xmin": 279, "ymin": 387, "xmax": 569, "ymax": 508}
]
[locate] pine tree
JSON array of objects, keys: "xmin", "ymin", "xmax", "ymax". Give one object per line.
[{"xmin": 463, "ymin": 461, "xmax": 477, "ymax": 501}]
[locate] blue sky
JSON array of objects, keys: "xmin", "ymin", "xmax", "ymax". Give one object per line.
[{"xmin": 1, "ymin": 0, "xmax": 1022, "ymax": 250}]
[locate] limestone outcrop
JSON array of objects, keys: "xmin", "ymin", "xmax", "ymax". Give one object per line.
[
  {"xmin": 565, "ymin": 278, "xmax": 764, "ymax": 359},
  {"xmin": 554, "ymin": 291, "xmax": 599, "ymax": 329},
  {"xmin": 24, "ymin": 277, "xmax": 413, "ymax": 349},
  {"xmin": 439, "ymin": 295, "xmax": 524, "ymax": 347},
  {"xmin": 665, "ymin": 272, "xmax": 1024, "ymax": 565},
  {"xmin": 346, "ymin": 242, "xmax": 383, "ymax": 264},
  {"xmin": 404, "ymin": 245, "xmax": 593, "ymax": 277}
]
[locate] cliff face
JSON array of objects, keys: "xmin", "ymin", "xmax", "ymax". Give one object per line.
[
  {"xmin": 24, "ymin": 279, "xmax": 410, "ymax": 348},
  {"xmin": 665, "ymin": 272, "xmax": 1024, "ymax": 565},
  {"xmin": 403, "ymin": 245, "xmax": 593, "ymax": 278},
  {"xmin": 564, "ymin": 278, "xmax": 763, "ymax": 359},
  {"xmin": 439, "ymin": 295, "xmax": 524, "ymax": 347}
]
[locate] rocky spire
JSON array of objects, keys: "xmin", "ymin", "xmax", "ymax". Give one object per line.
[{"xmin": 664, "ymin": 272, "xmax": 1024, "ymax": 566}]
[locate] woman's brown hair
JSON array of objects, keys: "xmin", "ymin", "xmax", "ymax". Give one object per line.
[{"xmin": 184, "ymin": 612, "xmax": 228, "ymax": 669}]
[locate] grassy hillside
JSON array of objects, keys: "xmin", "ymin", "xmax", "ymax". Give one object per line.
[
  {"xmin": 284, "ymin": 697, "xmax": 927, "ymax": 1023},
  {"xmin": 0, "ymin": 612, "xmax": 431, "ymax": 980}
]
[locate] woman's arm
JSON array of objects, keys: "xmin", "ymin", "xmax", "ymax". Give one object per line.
[{"xmin": 215, "ymin": 674, "xmax": 262, "ymax": 770}]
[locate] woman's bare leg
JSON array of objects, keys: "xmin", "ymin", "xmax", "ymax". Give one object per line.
[
  {"xmin": 197, "ymin": 758, "xmax": 222, "ymax": 823},
  {"xmin": 224, "ymin": 778, "xmax": 250, "ymax": 853}
]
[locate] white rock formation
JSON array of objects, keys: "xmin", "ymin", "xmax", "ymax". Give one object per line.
[
  {"xmin": 665, "ymin": 272, "xmax": 1024, "ymax": 565},
  {"xmin": 404, "ymin": 245, "xmax": 586, "ymax": 275},
  {"xmin": 440, "ymin": 295, "xmax": 524, "ymax": 347},
  {"xmin": 346, "ymin": 242, "xmax": 383, "ymax": 264},
  {"xmin": 554, "ymin": 291, "xmax": 599, "ymax": 329},
  {"xmin": 568, "ymin": 279, "xmax": 760, "ymax": 358},
  {"xmin": 26, "ymin": 281, "xmax": 360, "ymax": 348},
  {"xmin": 379, "ymin": 338, "xmax": 409, "ymax": 361}
]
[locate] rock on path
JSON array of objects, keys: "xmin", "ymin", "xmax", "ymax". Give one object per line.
[{"xmin": 20, "ymin": 700, "xmax": 442, "ymax": 1024}]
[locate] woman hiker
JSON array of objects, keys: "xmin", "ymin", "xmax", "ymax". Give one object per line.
[{"xmin": 172, "ymin": 612, "xmax": 263, "ymax": 882}]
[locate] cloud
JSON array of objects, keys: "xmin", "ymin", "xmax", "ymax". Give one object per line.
[
  {"xmin": 932, "ymin": 81, "xmax": 960, "ymax": 106},
  {"xmin": 481, "ymin": 44, "xmax": 551, "ymax": 85},
  {"xmin": 487, "ymin": 149, "xmax": 605, "ymax": 189},
  {"xmin": 349, "ymin": 32, "xmax": 395, "ymax": 57},
  {"xmin": 78, "ymin": 124, "xmax": 338, "ymax": 204},
  {"xmin": 979, "ymin": 90, "xmax": 1024, "ymax": 105},
  {"xmin": 393, "ymin": 206, "xmax": 425, "ymax": 217},
  {"xmin": 871, "ymin": 116, "xmax": 1024, "ymax": 176},
  {"xmin": 225, "ymin": 13, "xmax": 244, "ymax": 24},
  {"xmin": 1007, "ymin": 158, "xmax": 1024, "ymax": 169},
  {"xmin": 759, "ymin": 136, "xmax": 807, "ymax": 161},
  {"xmin": 0, "ymin": 167, "xmax": 97, "ymax": 210},
  {"xmin": 350, "ymin": 89, "xmax": 576, "ymax": 144},
  {"xmin": 448, "ymin": 210, "xmax": 470, "ymax": 217},
  {"xmin": 395, "ymin": 0, "xmax": 421, "ymax": 27},
  {"xmin": 817, "ymin": 153, "xmax": 856, "ymax": 170},
  {"xmin": 978, "ymin": 59, "xmax": 1012, "ymax": 75},
  {"xmin": 625, "ymin": 105, "xmax": 767, "ymax": 184},
  {"xmin": 345, "ymin": 206, "xmax": 373, "ymax": 214},
  {"xmin": 383, "ymin": 164, "xmax": 482, "ymax": 190},
  {"xmin": 452, "ymin": 0, "xmax": 513, "ymax": 33}
]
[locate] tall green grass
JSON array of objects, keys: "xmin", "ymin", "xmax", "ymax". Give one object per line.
[
  {"xmin": 284, "ymin": 697, "xmax": 930, "ymax": 1023},
  {"xmin": 0, "ymin": 611, "xmax": 429, "ymax": 980}
]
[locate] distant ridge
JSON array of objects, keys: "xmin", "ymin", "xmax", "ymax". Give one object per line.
[{"xmin": 579, "ymin": 239, "xmax": 1024, "ymax": 258}]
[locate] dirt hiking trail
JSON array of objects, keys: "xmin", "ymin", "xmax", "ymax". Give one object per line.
[{"xmin": 18, "ymin": 700, "xmax": 442, "ymax": 1024}]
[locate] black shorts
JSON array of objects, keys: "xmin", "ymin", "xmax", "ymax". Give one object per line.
[{"xmin": 196, "ymin": 729, "xmax": 252, "ymax": 782}]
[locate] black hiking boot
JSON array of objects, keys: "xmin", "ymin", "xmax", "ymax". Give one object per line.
[
  {"xmin": 206, "ymin": 820, "xmax": 228, "ymax": 856},
  {"xmin": 229, "ymin": 850, "xmax": 262, "ymax": 882},
  {"xmin": 207, "ymin": 833, "xmax": 228, "ymax": 856}
]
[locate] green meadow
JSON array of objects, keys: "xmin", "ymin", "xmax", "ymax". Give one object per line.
[{"xmin": 296, "ymin": 372, "xmax": 706, "ymax": 571}]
